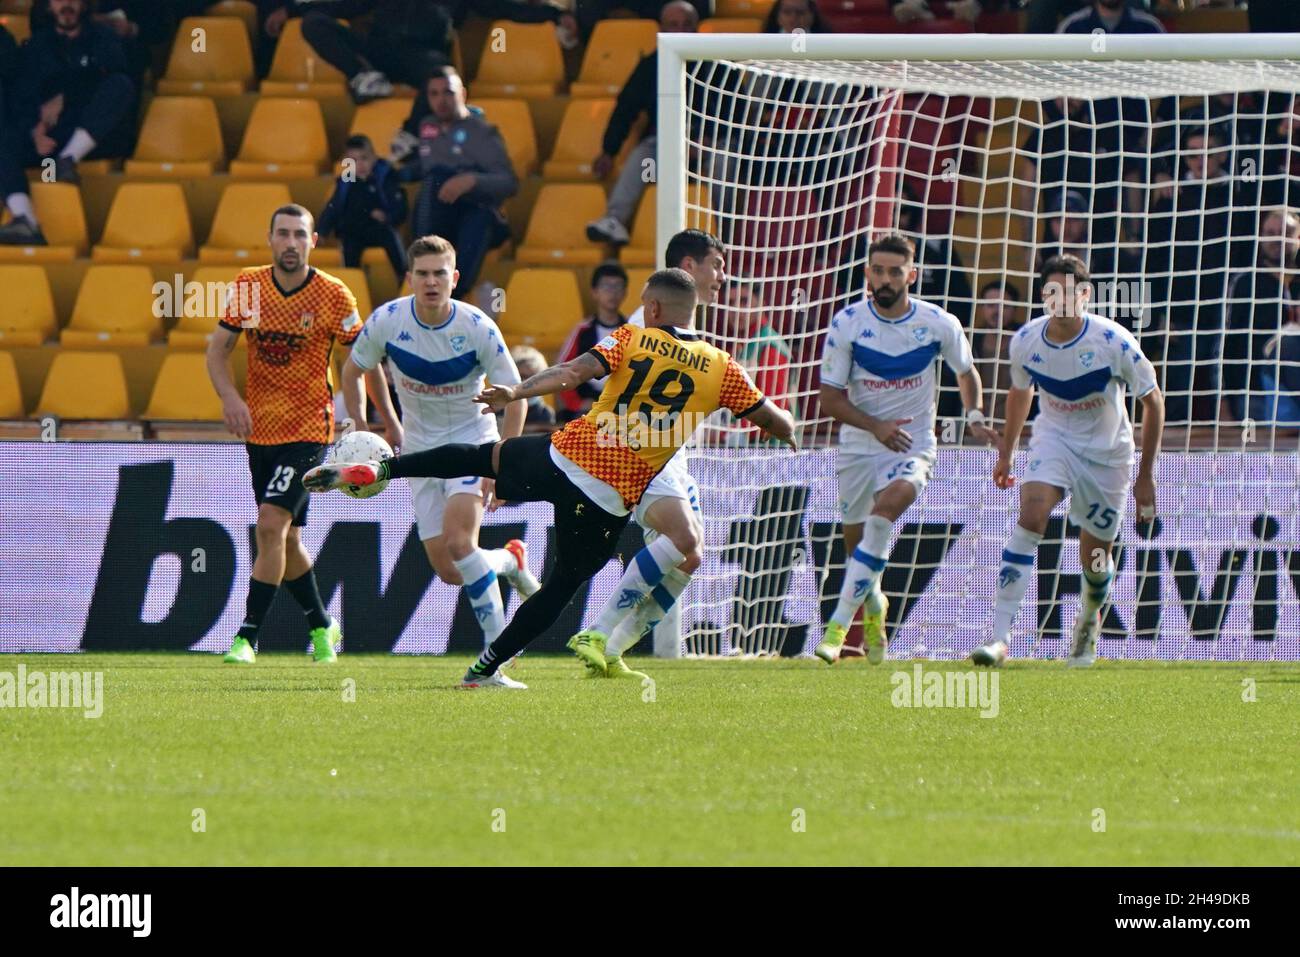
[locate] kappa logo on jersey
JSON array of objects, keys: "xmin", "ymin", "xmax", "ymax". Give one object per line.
[
  {"xmin": 397, "ymin": 330, "xmax": 413, "ymax": 342},
  {"xmin": 1079, "ymin": 350, "xmax": 1095, "ymax": 369},
  {"xmin": 450, "ymin": 335, "xmax": 468, "ymax": 353}
]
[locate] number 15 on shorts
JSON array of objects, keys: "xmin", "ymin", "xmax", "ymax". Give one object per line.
[{"xmin": 1086, "ymin": 502, "xmax": 1116, "ymax": 530}]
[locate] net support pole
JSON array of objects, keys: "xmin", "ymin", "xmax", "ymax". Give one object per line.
[{"xmin": 657, "ymin": 39, "xmax": 687, "ymax": 260}]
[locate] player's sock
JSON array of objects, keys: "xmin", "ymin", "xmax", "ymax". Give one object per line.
[
  {"xmin": 381, "ymin": 443, "xmax": 496, "ymax": 481},
  {"xmin": 1080, "ymin": 554, "xmax": 1114, "ymax": 620},
  {"xmin": 606, "ymin": 567, "xmax": 691, "ymax": 657},
  {"xmin": 236, "ymin": 578, "xmax": 278, "ymax": 642},
  {"xmin": 992, "ymin": 526, "xmax": 1043, "ymax": 642},
  {"xmin": 829, "ymin": 515, "xmax": 892, "ymax": 629},
  {"xmin": 454, "ymin": 550, "xmax": 506, "ymax": 645},
  {"xmin": 864, "ymin": 582, "xmax": 886, "ymax": 616},
  {"xmin": 591, "ymin": 537, "xmax": 686, "ymax": 637},
  {"xmin": 469, "ymin": 568, "xmax": 586, "ymax": 677},
  {"xmin": 283, "ymin": 569, "xmax": 330, "ymax": 631},
  {"xmin": 481, "ymin": 547, "xmax": 518, "ymax": 578},
  {"xmin": 59, "ymin": 129, "xmax": 96, "ymax": 162}
]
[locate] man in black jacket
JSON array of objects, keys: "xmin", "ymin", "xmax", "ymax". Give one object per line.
[
  {"xmin": 0, "ymin": 0, "xmax": 136, "ymax": 246},
  {"xmin": 319, "ymin": 134, "xmax": 409, "ymax": 280},
  {"xmin": 585, "ymin": 0, "xmax": 698, "ymax": 246}
]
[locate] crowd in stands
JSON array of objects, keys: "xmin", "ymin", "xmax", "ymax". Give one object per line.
[{"xmin": 0, "ymin": 0, "xmax": 1296, "ymax": 436}]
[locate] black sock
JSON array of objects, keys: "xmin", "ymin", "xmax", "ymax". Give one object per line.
[
  {"xmin": 284, "ymin": 570, "xmax": 331, "ymax": 631},
  {"xmin": 384, "ymin": 442, "xmax": 496, "ymax": 481},
  {"xmin": 236, "ymin": 579, "xmax": 279, "ymax": 643},
  {"xmin": 471, "ymin": 571, "xmax": 584, "ymax": 676}
]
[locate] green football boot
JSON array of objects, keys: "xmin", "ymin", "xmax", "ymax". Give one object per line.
[
  {"xmin": 814, "ymin": 622, "xmax": 847, "ymax": 664},
  {"xmin": 310, "ymin": 620, "xmax": 341, "ymax": 663},
  {"xmin": 605, "ymin": 656, "xmax": 649, "ymax": 681},
  {"xmin": 223, "ymin": 636, "xmax": 256, "ymax": 664},
  {"xmin": 863, "ymin": 594, "xmax": 889, "ymax": 665},
  {"xmin": 567, "ymin": 629, "xmax": 609, "ymax": 676}
]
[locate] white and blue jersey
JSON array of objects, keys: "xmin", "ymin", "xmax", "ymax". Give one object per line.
[
  {"xmin": 350, "ymin": 296, "xmax": 521, "ymax": 452},
  {"xmin": 1009, "ymin": 312, "xmax": 1158, "ymax": 467},
  {"xmin": 820, "ymin": 296, "xmax": 973, "ymax": 456}
]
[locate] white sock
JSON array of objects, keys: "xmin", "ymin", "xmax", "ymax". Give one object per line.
[
  {"xmin": 830, "ymin": 515, "xmax": 892, "ymax": 628},
  {"xmin": 59, "ymin": 129, "xmax": 96, "ymax": 162},
  {"xmin": 481, "ymin": 547, "xmax": 517, "ymax": 578},
  {"xmin": 607, "ymin": 567, "xmax": 690, "ymax": 657},
  {"xmin": 6, "ymin": 193, "xmax": 34, "ymax": 221},
  {"xmin": 1080, "ymin": 553, "xmax": 1114, "ymax": 620},
  {"xmin": 592, "ymin": 536, "xmax": 685, "ymax": 637},
  {"xmin": 453, "ymin": 550, "xmax": 506, "ymax": 646},
  {"xmin": 992, "ymin": 525, "xmax": 1043, "ymax": 643}
]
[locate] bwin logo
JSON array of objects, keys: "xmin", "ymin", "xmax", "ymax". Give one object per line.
[
  {"xmin": 50, "ymin": 887, "xmax": 151, "ymax": 937},
  {"xmin": 999, "ymin": 566, "xmax": 1021, "ymax": 589}
]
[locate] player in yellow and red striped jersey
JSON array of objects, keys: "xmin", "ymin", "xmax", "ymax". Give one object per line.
[{"xmin": 304, "ymin": 268, "xmax": 797, "ymax": 689}]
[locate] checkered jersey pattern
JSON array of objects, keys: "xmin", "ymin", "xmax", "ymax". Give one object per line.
[
  {"xmin": 588, "ymin": 322, "xmax": 635, "ymax": 371},
  {"xmin": 719, "ymin": 354, "xmax": 764, "ymax": 417},
  {"xmin": 219, "ymin": 266, "xmax": 361, "ymax": 445}
]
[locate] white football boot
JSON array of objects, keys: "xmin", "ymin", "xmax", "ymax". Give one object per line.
[
  {"xmin": 970, "ymin": 639, "xmax": 1009, "ymax": 668},
  {"xmin": 1067, "ymin": 611, "xmax": 1101, "ymax": 668},
  {"xmin": 459, "ymin": 670, "xmax": 528, "ymax": 690}
]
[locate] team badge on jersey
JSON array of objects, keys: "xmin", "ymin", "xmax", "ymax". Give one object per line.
[
  {"xmin": 450, "ymin": 335, "xmax": 468, "ymax": 353},
  {"xmin": 1079, "ymin": 350, "xmax": 1095, "ymax": 369},
  {"xmin": 913, "ymin": 326, "xmax": 931, "ymax": 344},
  {"xmin": 300, "ymin": 312, "xmax": 314, "ymax": 331}
]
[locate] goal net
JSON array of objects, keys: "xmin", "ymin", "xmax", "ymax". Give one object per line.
[{"xmin": 655, "ymin": 33, "xmax": 1300, "ymax": 660}]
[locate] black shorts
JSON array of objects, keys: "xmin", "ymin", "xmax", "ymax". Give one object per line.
[
  {"xmin": 247, "ymin": 441, "xmax": 328, "ymax": 527},
  {"xmin": 495, "ymin": 434, "xmax": 631, "ymax": 581}
]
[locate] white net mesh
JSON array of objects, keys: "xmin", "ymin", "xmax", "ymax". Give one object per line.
[{"xmin": 675, "ymin": 52, "xmax": 1300, "ymax": 660}]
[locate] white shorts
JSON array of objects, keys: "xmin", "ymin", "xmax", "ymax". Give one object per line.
[
  {"xmin": 837, "ymin": 448, "xmax": 936, "ymax": 525},
  {"xmin": 1023, "ymin": 439, "xmax": 1130, "ymax": 543},
  {"xmin": 633, "ymin": 455, "xmax": 700, "ymax": 530},
  {"xmin": 410, "ymin": 475, "xmax": 484, "ymax": 540}
]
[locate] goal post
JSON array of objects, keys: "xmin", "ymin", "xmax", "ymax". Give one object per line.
[{"xmin": 651, "ymin": 31, "xmax": 1300, "ymax": 660}]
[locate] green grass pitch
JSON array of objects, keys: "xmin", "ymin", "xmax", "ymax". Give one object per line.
[{"xmin": 1, "ymin": 653, "xmax": 1297, "ymax": 866}]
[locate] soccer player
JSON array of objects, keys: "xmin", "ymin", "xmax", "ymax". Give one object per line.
[
  {"xmin": 565, "ymin": 229, "xmax": 727, "ymax": 679},
  {"xmin": 970, "ymin": 254, "xmax": 1163, "ymax": 668},
  {"xmin": 815, "ymin": 232, "xmax": 994, "ymax": 665},
  {"xmin": 207, "ymin": 204, "xmax": 391, "ymax": 665},
  {"xmin": 303, "ymin": 268, "xmax": 797, "ymax": 689},
  {"xmin": 338, "ymin": 235, "xmax": 541, "ymax": 650}
]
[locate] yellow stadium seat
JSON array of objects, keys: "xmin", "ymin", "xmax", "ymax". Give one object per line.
[
  {"xmin": 0, "ymin": 13, "xmax": 30, "ymax": 43},
  {"xmin": 0, "ymin": 183, "xmax": 87, "ymax": 262},
  {"xmin": 543, "ymin": 99, "xmax": 619, "ymax": 181},
  {"xmin": 0, "ymin": 265, "xmax": 56, "ymax": 347},
  {"xmin": 331, "ymin": 267, "xmax": 373, "ymax": 320},
  {"xmin": 205, "ymin": 0, "xmax": 258, "ymax": 40},
  {"xmin": 36, "ymin": 351, "xmax": 131, "ymax": 419},
  {"xmin": 261, "ymin": 17, "xmax": 348, "ymax": 98},
  {"xmin": 498, "ymin": 269, "xmax": 584, "ymax": 356},
  {"xmin": 515, "ymin": 184, "xmax": 609, "ymax": 265},
  {"xmin": 0, "ymin": 350, "xmax": 22, "ymax": 417},
  {"xmin": 619, "ymin": 267, "xmax": 654, "ymax": 315},
  {"xmin": 473, "ymin": 22, "xmax": 564, "ymax": 99},
  {"xmin": 349, "ymin": 98, "xmax": 413, "ymax": 160},
  {"xmin": 167, "ymin": 267, "xmax": 248, "ymax": 349},
  {"xmin": 469, "ymin": 99, "xmax": 538, "ymax": 176},
  {"xmin": 715, "ymin": 0, "xmax": 774, "ymax": 16},
  {"xmin": 158, "ymin": 17, "xmax": 255, "ymax": 96},
  {"xmin": 124, "ymin": 96, "xmax": 225, "ymax": 178},
  {"xmin": 199, "ymin": 183, "xmax": 292, "ymax": 263},
  {"xmin": 621, "ymin": 184, "xmax": 715, "ymax": 266},
  {"xmin": 229, "ymin": 98, "xmax": 329, "ymax": 178},
  {"xmin": 93, "ymin": 184, "xmax": 194, "ymax": 263},
  {"xmin": 571, "ymin": 19, "xmax": 657, "ymax": 98},
  {"xmin": 61, "ymin": 266, "xmax": 162, "ymax": 348},
  {"xmin": 699, "ymin": 18, "xmax": 762, "ymax": 32},
  {"xmin": 144, "ymin": 353, "xmax": 224, "ymax": 420}
]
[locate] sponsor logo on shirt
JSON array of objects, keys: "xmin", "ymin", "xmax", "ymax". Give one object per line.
[
  {"xmin": 861, "ymin": 375, "xmax": 925, "ymax": 391},
  {"xmin": 401, "ymin": 377, "xmax": 468, "ymax": 396},
  {"xmin": 1044, "ymin": 395, "xmax": 1106, "ymax": 413}
]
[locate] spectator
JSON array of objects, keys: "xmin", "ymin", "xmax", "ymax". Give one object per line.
[
  {"xmin": 763, "ymin": 0, "xmax": 833, "ymax": 33},
  {"xmin": 1221, "ymin": 207, "xmax": 1300, "ymax": 424},
  {"xmin": 556, "ymin": 261, "xmax": 627, "ymax": 421},
  {"xmin": 0, "ymin": 24, "xmax": 18, "ymax": 129},
  {"xmin": 1055, "ymin": 0, "xmax": 1164, "ymax": 34},
  {"xmin": 318, "ymin": 134, "xmax": 408, "ymax": 281},
  {"xmin": 0, "ymin": 0, "xmax": 136, "ymax": 246},
  {"xmin": 402, "ymin": 66, "xmax": 516, "ymax": 299},
  {"xmin": 508, "ymin": 344, "xmax": 558, "ymax": 428},
  {"xmin": 577, "ymin": 1, "xmax": 708, "ymax": 39},
  {"xmin": 1033, "ymin": 189, "xmax": 1140, "ymax": 310},
  {"xmin": 899, "ymin": 184, "xmax": 973, "ymax": 327},
  {"xmin": 718, "ymin": 280, "xmax": 790, "ymax": 442},
  {"xmin": 890, "ymin": 0, "xmax": 1005, "ymax": 25},
  {"xmin": 585, "ymin": 0, "xmax": 699, "ymax": 246},
  {"xmin": 1256, "ymin": 98, "xmax": 1300, "ymax": 212},
  {"xmin": 972, "ymin": 279, "xmax": 1028, "ymax": 427}
]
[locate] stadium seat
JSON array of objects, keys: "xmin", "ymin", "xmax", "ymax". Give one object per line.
[
  {"xmin": 699, "ymin": 18, "xmax": 762, "ymax": 33},
  {"xmin": 144, "ymin": 353, "xmax": 224, "ymax": 421},
  {"xmin": 124, "ymin": 96, "xmax": 225, "ymax": 178},
  {"xmin": 570, "ymin": 19, "xmax": 657, "ymax": 98},
  {"xmin": 498, "ymin": 269, "xmax": 584, "ymax": 357},
  {"xmin": 93, "ymin": 184, "xmax": 194, "ymax": 263},
  {"xmin": 157, "ymin": 17, "xmax": 255, "ymax": 96},
  {"xmin": 621, "ymin": 184, "xmax": 715, "ymax": 266},
  {"xmin": 715, "ymin": 0, "xmax": 775, "ymax": 15},
  {"xmin": 332, "ymin": 267, "xmax": 373, "ymax": 320},
  {"xmin": 167, "ymin": 266, "xmax": 248, "ymax": 349},
  {"xmin": 36, "ymin": 352, "xmax": 132, "ymax": 419},
  {"xmin": 619, "ymin": 267, "xmax": 653, "ymax": 315},
  {"xmin": 199, "ymin": 182, "xmax": 293, "ymax": 263},
  {"xmin": 205, "ymin": 0, "xmax": 258, "ymax": 40},
  {"xmin": 229, "ymin": 98, "xmax": 329, "ymax": 178},
  {"xmin": 472, "ymin": 22, "xmax": 564, "ymax": 99},
  {"xmin": 61, "ymin": 266, "xmax": 162, "ymax": 348},
  {"xmin": 261, "ymin": 17, "xmax": 348, "ymax": 98},
  {"xmin": 543, "ymin": 99, "xmax": 618, "ymax": 180},
  {"xmin": 0, "ymin": 265, "xmax": 56, "ymax": 347},
  {"xmin": 469, "ymin": 99, "xmax": 538, "ymax": 176},
  {"xmin": 0, "ymin": 183, "xmax": 87, "ymax": 262},
  {"xmin": 515, "ymin": 185, "xmax": 609, "ymax": 265},
  {"xmin": 349, "ymin": 98, "xmax": 414, "ymax": 160},
  {"xmin": 0, "ymin": 350, "xmax": 22, "ymax": 418}
]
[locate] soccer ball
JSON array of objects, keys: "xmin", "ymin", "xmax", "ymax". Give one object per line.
[{"xmin": 326, "ymin": 430, "xmax": 393, "ymax": 499}]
